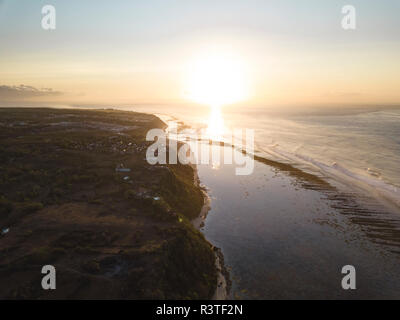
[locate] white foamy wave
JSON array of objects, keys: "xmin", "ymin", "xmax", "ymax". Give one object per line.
[{"xmin": 258, "ymin": 143, "xmax": 400, "ymax": 211}]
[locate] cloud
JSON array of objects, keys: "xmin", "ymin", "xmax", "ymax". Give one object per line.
[{"xmin": 0, "ymin": 84, "xmax": 63, "ymax": 100}]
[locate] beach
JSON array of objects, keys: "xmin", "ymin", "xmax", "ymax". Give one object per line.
[
  {"xmin": 158, "ymin": 109, "xmax": 400, "ymax": 299},
  {"xmin": 197, "ymin": 147, "xmax": 400, "ymax": 299},
  {"xmin": 190, "ymin": 164, "xmax": 229, "ymax": 300}
]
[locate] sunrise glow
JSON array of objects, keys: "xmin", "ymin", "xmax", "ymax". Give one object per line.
[{"xmin": 184, "ymin": 51, "xmax": 248, "ymax": 107}]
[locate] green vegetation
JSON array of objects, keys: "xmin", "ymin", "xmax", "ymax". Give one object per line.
[{"xmin": 0, "ymin": 108, "xmax": 216, "ymax": 299}]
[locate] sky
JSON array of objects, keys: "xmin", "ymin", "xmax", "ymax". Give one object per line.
[{"xmin": 0, "ymin": 0, "xmax": 399, "ymax": 107}]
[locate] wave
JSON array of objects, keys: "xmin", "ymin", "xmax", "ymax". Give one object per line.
[
  {"xmin": 258, "ymin": 143, "xmax": 400, "ymax": 212},
  {"xmin": 154, "ymin": 107, "xmax": 400, "ymax": 213}
]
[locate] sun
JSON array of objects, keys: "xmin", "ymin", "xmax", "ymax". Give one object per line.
[{"xmin": 184, "ymin": 51, "xmax": 248, "ymax": 107}]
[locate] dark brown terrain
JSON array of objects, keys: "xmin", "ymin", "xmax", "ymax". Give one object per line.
[{"xmin": 0, "ymin": 107, "xmax": 216, "ymax": 299}]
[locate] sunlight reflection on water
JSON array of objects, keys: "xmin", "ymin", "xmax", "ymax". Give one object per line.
[{"xmin": 206, "ymin": 105, "xmax": 224, "ymax": 142}]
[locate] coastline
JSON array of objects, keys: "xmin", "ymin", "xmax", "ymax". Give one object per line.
[
  {"xmin": 5, "ymin": 107, "xmax": 400, "ymax": 299},
  {"xmin": 190, "ymin": 142, "xmax": 400, "ymax": 298},
  {"xmin": 190, "ymin": 163, "xmax": 230, "ymax": 300},
  {"xmin": 157, "ymin": 111, "xmax": 400, "ymax": 299},
  {"xmin": 161, "ymin": 114, "xmax": 232, "ymax": 300}
]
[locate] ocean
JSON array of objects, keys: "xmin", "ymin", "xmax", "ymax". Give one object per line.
[
  {"xmin": 128, "ymin": 104, "xmax": 400, "ymax": 298},
  {"xmin": 128, "ymin": 104, "xmax": 400, "ymax": 212}
]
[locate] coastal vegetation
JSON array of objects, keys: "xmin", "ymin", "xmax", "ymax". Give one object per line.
[{"xmin": 0, "ymin": 107, "xmax": 217, "ymax": 299}]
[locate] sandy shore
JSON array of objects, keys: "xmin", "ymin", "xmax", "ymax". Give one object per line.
[
  {"xmin": 191, "ymin": 189, "xmax": 210, "ymax": 230},
  {"xmin": 191, "ymin": 164, "xmax": 230, "ymax": 300},
  {"xmin": 211, "ymin": 246, "xmax": 230, "ymax": 300}
]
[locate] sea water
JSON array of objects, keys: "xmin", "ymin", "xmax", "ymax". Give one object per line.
[
  {"xmin": 127, "ymin": 104, "xmax": 400, "ymax": 299},
  {"xmin": 129, "ymin": 104, "xmax": 400, "ymax": 211}
]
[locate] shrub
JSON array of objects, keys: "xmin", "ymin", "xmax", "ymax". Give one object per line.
[
  {"xmin": 20, "ymin": 201, "xmax": 43, "ymax": 214},
  {"xmin": 0, "ymin": 196, "xmax": 13, "ymax": 216}
]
